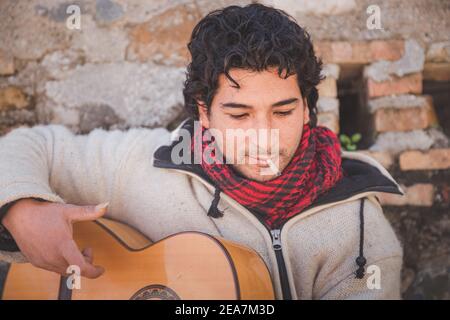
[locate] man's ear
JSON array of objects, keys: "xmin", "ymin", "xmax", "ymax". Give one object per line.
[
  {"xmin": 303, "ymin": 98, "xmax": 310, "ymax": 124},
  {"xmin": 197, "ymin": 99, "xmax": 210, "ymax": 128}
]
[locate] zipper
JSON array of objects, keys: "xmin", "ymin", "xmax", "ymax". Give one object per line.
[
  {"xmin": 162, "ymin": 166, "xmax": 295, "ymax": 299},
  {"xmin": 246, "ymin": 207, "xmax": 293, "ymax": 300},
  {"xmin": 270, "ymin": 228, "xmax": 292, "ymax": 300}
]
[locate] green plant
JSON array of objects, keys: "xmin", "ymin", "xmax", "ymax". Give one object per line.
[{"xmin": 340, "ymin": 133, "xmax": 362, "ymax": 151}]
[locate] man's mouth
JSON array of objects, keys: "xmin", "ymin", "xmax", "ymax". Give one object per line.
[
  {"xmin": 246, "ymin": 155, "xmax": 281, "ymax": 175},
  {"xmin": 247, "ymin": 155, "xmax": 277, "ymax": 166}
]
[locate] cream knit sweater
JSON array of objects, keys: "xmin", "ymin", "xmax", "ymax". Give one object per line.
[{"xmin": 0, "ymin": 123, "xmax": 404, "ymax": 299}]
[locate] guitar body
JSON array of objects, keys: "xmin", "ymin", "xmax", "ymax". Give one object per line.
[{"xmin": 2, "ymin": 218, "xmax": 275, "ymax": 300}]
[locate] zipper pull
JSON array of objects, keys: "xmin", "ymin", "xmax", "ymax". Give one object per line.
[{"xmin": 270, "ymin": 229, "xmax": 282, "ymax": 250}]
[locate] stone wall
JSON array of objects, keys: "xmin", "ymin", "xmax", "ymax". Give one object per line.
[{"xmin": 0, "ymin": 0, "xmax": 449, "ymax": 299}]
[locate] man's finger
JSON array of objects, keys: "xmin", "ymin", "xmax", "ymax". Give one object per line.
[
  {"xmin": 82, "ymin": 247, "xmax": 94, "ymax": 264},
  {"xmin": 61, "ymin": 240, "xmax": 105, "ymax": 279},
  {"xmin": 31, "ymin": 259, "xmax": 67, "ymax": 277},
  {"xmin": 64, "ymin": 202, "xmax": 109, "ymax": 223}
]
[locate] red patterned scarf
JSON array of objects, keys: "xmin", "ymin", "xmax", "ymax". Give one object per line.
[{"xmin": 193, "ymin": 122, "xmax": 344, "ymax": 229}]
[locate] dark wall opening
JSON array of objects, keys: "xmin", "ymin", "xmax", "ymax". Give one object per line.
[
  {"xmin": 423, "ymin": 80, "xmax": 450, "ymax": 138},
  {"xmin": 337, "ymin": 64, "xmax": 372, "ymax": 150}
]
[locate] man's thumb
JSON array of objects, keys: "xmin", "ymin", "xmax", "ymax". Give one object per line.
[{"xmin": 65, "ymin": 202, "xmax": 109, "ymax": 222}]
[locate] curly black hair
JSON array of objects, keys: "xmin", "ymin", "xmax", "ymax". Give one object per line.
[{"xmin": 183, "ymin": 3, "xmax": 323, "ymax": 127}]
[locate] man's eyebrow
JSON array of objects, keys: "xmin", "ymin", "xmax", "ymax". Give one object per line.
[{"xmin": 220, "ymin": 97, "xmax": 299, "ymax": 109}]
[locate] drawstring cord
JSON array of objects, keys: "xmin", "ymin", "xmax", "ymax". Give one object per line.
[
  {"xmin": 355, "ymin": 197, "xmax": 367, "ymax": 279},
  {"xmin": 207, "ymin": 187, "xmax": 224, "ymax": 218},
  {"xmin": 208, "ymin": 188, "xmax": 367, "ymax": 279}
]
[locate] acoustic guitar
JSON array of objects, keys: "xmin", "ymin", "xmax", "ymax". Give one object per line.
[{"xmin": 2, "ymin": 218, "xmax": 275, "ymax": 300}]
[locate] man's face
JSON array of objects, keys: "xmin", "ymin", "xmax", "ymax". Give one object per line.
[{"xmin": 198, "ymin": 67, "xmax": 310, "ymax": 182}]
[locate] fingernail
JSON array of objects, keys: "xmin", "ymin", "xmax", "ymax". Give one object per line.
[{"xmin": 95, "ymin": 202, "xmax": 109, "ymax": 211}]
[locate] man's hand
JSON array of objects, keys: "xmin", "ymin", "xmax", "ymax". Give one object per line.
[{"xmin": 2, "ymin": 198, "xmax": 108, "ymax": 279}]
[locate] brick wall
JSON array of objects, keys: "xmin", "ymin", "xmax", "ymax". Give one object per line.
[{"xmin": 314, "ymin": 37, "xmax": 450, "ymax": 299}]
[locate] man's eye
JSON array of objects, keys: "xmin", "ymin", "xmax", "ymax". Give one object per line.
[
  {"xmin": 229, "ymin": 114, "xmax": 249, "ymax": 119},
  {"xmin": 274, "ymin": 110, "xmax": 293, "ymax": 116}
]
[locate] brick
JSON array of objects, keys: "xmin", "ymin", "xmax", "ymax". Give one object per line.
[
  {"xmin": 399, "ymin": 148, "xmax": 450, "ymax": 171},
  {"xmin": 272, "ymin": 0, "xmax": 356, "ymax": 16},
  {"xmin": 423, "ymin": 63, "xmax": 450, "ymax": 81},
  {"xmin": 370, "ymin": 40, "xmax": 405, "ymax": 61},
  {"xmin": 357, "ymin": 150, "xmax": 394, "ymax": 169},
  {"xmin": 366, "ymin": 72, "xmax": 422, "ymax": 98},
  {"xmin": 315, "ymin": 40, "xmax": 404, "ymax": 64},
  {"xmin": 72, "ymin": 15, "xmax": 127, "ymax": 63},
  {"xmin": 370, "ymin": 129, "xmax": 443, "ymax": 155},
  {"xmin": 317, "ymin": 77, "xmax": 337, "ymax": 97},
  {"xmin": 426, "ymin": 42, "xmax": 450, "ymax": 63},
  {"xmin": 317, "ymin": 97, "xmax": 339, "ymax": 115},
  {"xmin": 364, "ymin": 40, "xmax": 424, "ymax": 82},
  {"xmin": 368, "ymin": 94, "xmax": 430, "ymax": 113},
  {"xmin": 317, "ymin": 112, "xmax": 339, "ymax": 134},
  {"xmin": 377, "ymin": 183, "xmax": 434, "ymax": 206},
  {"xmin": 321, "ymin": 64, "xmax": 340, "ymax": 79},
  {"xmin": 44, "ymin": 62, "xmax": 186, "ymax": 128},
  {"xmin": 372, "ymin": 99, "xmax": 438, "ymax": 132},
  {"xmin": 95, "ymin": 0, "xmax": 125, "ymax": 23},
  {"xmin": 0, "ymin": 49, "xmax": 15, "ymax": 75},
  {"xmin": 0, "ymin": 87, "xmax": 29, "ymax": 111},
  {"xmin": 126, "ymin": 3, "xmax": 199, "ymax": 66}
]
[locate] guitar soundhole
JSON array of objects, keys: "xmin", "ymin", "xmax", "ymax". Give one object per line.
[{"xmin": 130, "ymin": 284, "xmax": 181, "ymax": 300}]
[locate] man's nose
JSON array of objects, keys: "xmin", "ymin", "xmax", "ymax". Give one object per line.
[
  {"xmin": 252, "ymin": 114, "xmax": 273, "ymax": 132},
  {"xmin": 250, "ymin": 115, "xmax": 276, "ymax": 154}
]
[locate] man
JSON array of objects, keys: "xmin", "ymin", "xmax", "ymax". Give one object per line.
[{"xmin": 0, "ymin": 3, "xmax": 404, "ymax": 299}]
